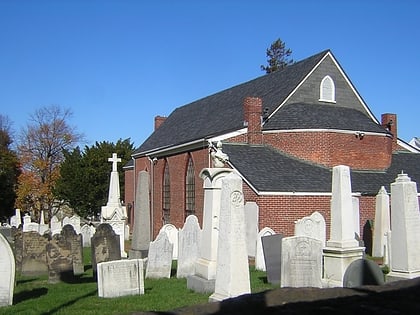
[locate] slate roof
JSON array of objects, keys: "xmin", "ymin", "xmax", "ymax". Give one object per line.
[
  {"xmin": 134, "ymin": 50, "xmax": 329, "ymax": 155},
  {"xmin": 223, "ymin": 143, "xmax": 420, "ymax": 194},
  {"xmin": 264, "ymin": 103, "xmax": 387, "ymax": 133}
]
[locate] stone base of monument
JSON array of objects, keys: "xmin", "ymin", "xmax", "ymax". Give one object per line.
[
  {"xmin": 187, "ymin": 275, "xmax": 215, "ymax": 294},
  {"xmin": 322, "ymin": 246, "xmax": 365, "ymax": 287},
  {"xmin": 386, "ymin": 270, "xmax": 420, "ymax": 282}
]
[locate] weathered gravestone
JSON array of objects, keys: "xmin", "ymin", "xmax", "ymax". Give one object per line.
[
  {"xmin": 281, "ymin": 236, "xmax": 323, "ymax": 288},
  {"xmin": 46, "ymin": 224, "xmax": 84, "ymax": 283},
  {"xmin": 255, "ymin": 227, "xmax": 275, "ymax": 271},
  {"xmin": 0, "ymin": 233, "xmax": 15, "ymax": 306},
  {"xmin": 50, "ymin": 215, "xmax": 62, "ymax": 235},
  {"xmin": 91, "ymin": 223, "xmax": 121, "ymax": 274},
  {"xmin": 343, "ymin": 258, "xmax": 384, "ymax": 288},
  {"xmin": 129, "ymin": 170, "xmax": 150, "ymax": 259},
  {"xmin": 177, "ymin": 215, "xmax": 202, "ymax": 278},
  {"xmin": 63, "ymin": 215, "xmax": 81, "ymax": 235},
  {"xmin": 244, "ymin": 201, "xmax": 259, "ymax": 258},
  {"xmin": 20, "ymin": 231, "xmax": 49, "ymax": 276},
  {"xmin": 372, "ymin": 186, "xmax": 390, "ymax": 258},
  {"xmin": 294, "ymin": 211, "xmax": 326, "ymax": 246},
  {"xmin": 160, "ymin": 224, "xmax": 179, "ymax": 260},
  {"xmin": 209, "ymin": 172, "xmax": 250, "ymax": 302},
  {"xmin": 81, "ymin": 224, "xmax": 96, "ymax": 247},
  {"xmin": 0, "ymin": 226, "xmax": 12, "ymax": 244},
  {"xmin": 261, "ymin": 233, "xmax": 283, "ymax": 284},
  {"xmin": 97, "ymin": 258, "xmax": 145, "ymax": 298},
  {"xmin": 145, "ymin": 230, "xmax": 173, "ymax": 279}
]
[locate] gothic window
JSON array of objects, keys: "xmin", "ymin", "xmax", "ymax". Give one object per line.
[
  {"xmin": 185, "ymin": 155, "xmax": 195, "ymax": 217},
  {"xmin": 163, "ymin": 160, "xmax": 170, "ymax": 224},
  {"xmin": 319, "ymin": 75, "xmax": 336, "ymax": 103}
]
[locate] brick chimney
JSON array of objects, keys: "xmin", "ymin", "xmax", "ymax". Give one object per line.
[
  {"xmin": 154, "ymin": 115, "xmax": 166, "ymax": 130},
  {"xmin": 243, "ymin": 97, "xmax": 263, "ymax": 145},
  {"xmin": 381, "ymin": 113, "xmax": 398, "ymax": 151}
]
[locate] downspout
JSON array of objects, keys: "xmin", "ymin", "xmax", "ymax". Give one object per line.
[{"xmin": 147, "ymin": 156, "xmax": 154, "ymax": 241}]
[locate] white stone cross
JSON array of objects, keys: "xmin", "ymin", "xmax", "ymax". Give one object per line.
[{"xmin": 108, "ymin": 153, "xmax": 121, "ymax": 172}]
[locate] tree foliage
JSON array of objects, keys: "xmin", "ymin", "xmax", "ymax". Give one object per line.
[
  {"xmin": 15, "ymin": 105, "xmax": 83, "ymax": 221},
  {"xmin": 54, "ymin": 139, "xmax": 134, "ymax": 219},
  {"xmin": 0, "ymin": 115, "xmax": 20, "ymax": 221},
  {"xmin": 261, "ymin": 38, "xmax": 293, "ymax": 74}
]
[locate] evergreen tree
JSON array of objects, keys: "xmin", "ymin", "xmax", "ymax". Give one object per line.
[
  {"xmin": 54, "ymin": 138, "xmax": 134, "ymax": 218},
  {"xmin": 261, "ymin": 38, "xmax": 293, "ymax": 73},
  {"xmin": 0, "ymin": 115, "xmax": 20, "ymax": 221}
]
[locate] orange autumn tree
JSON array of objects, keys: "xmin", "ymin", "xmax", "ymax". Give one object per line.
[{"xmin": 16, "ymin": 105, "xmax": 83, "ymax": 222}]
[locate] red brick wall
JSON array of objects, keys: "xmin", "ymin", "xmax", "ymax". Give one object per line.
[
  {"xmin": 124, "ymin": 167, "xmax": 134, "ymax": 225},
  {"xmin": 264, "ymin": 131, "xmax": 393, "ymax": 170}
]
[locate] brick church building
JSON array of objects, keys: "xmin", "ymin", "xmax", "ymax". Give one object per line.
[{"xmin": 124, "ymin": 49, "xmax": 420, "ymax": 242}]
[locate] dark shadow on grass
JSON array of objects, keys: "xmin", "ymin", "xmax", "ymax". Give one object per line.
[
  {"xmin": 16, "ymin": 277, "xmax": 39, "ymax": 285},
  {"xmin": 84, "ymin": 264, "xmax": 92, "ymax": 272},
  {"xmin": 258, "ymin": 276, "xmax": 268, "ymax": 284},
  {"xmin": 13, "ymin": 287, "xmax": 48, "ymax": 304},
  {"xmin": 39, "ymin": 290, "xmax": 97, "ymax": 315},
  {"xmin": 59, "ymin": 271, "xmax": 96, "ymax": 284}
]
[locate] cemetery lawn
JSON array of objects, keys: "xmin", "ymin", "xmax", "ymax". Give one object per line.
[{"xmin": 0, "ymin": 249, "xmax": 276, "ymax": 315}]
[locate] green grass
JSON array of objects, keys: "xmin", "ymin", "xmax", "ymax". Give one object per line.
[{"xmin": 0, "ymin": 249, "xmax": 275, "ymax": 315}]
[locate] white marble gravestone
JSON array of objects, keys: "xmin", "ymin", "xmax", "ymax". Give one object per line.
[
  {"xmin": 177, "ymin": 215, "xmax": 202, "ymax": 278},
  {"xmin": 145, "ymin": 231, "xmax": 173, "ymax": 279},
  {"xmin": 209, "ymin": 172, "xmax": 250, "ymax": 302},
  {"xmin": 323, "ymin": 165, "xmax": 364, "ymax": 287},
  {"xmin": 10, "ymin": 208, "xmax": 21, "ymax": 228},
  {"xmin": 294, "ymin": 211, "xmax": 326, "ymax": 246},
  {"xmin": 50, "ymin": 215, "xmax": 62, "ymax": 235},
  {"xmin": 81, "ymin": 224, "xmax": 96, "ymax": 247},
  {"xmin": 372, "ymin": 186, "xmax": 390, "ymax": 258},
  {"xmin": 101, "ymin": 153, "xmax": 128, "ymax": 258},
  {"xmin": 281, "ymin": 236, "xmax": 323, "ymax": 288},
  {"xmin": 160, "ymin": 224, "xmax": 179, "ymax": 260},
  {"xmin": 255, "ymin": 227, "xmax": 275, "ymax": 271},
  {"xmin": 97, "ymin": 258, "xmax": 145, "ymax": 298},
  {"xmin": 38, "ymin": 211, "xmax": 49, "ymax": 235},
  {"xmin": 187, "ymin": 167, "xmax": 233, "ymax": 293},
  {"xmin": 387, "ymin": 173, "xmax": 420, "ymax": 281},
  {"xmin": 0, "ymin": 233, "xmax": 15, "ymax": 306},
  {"xmin": 244, "ymin": 202, "xmax": 259, "ymax": 258}
]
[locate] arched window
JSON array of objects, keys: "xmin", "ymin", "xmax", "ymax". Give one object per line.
[
  {"xmin": 185, "ymin": 155, "xmax": 195, "ymax": 217},
  {"xmin": 319, "ymin": 75, "xmax": 336, "ymax": 103},
  {"xmin": 162, "ymin": 160, "xmax": 170, "ymax": 224}
]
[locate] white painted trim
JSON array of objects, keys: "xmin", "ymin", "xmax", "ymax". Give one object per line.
[
  {"xmin": 397, "ymin": 139, "xmax": 420, "ymax": 153},
  {"xmin": 208, "ymin": 128, "xmax": 247, "ymax": 142},
  {"xmin": 319, "ymin": 75, "xmax": 336, "ymax": 103},
  {"xmin": 263, "ymin": 128, "xmax": 389, "ymax": 138}
]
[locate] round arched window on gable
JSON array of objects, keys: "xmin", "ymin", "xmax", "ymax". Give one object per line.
[{"xmin": 319, "ymin": 75, "xmax": 336, "ymax": 103}]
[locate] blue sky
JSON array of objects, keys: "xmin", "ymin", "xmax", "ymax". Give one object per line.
[{"xmin": 1, "ymin": 0, "xmax": 419, "ymax": 147}]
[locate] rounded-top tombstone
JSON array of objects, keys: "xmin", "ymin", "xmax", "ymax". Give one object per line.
[{"xmin": 343, "ymin": 258, "xmax": 385, "ymax": 288}]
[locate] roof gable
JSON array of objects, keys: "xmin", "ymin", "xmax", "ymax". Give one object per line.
[{"xmin": 134, "ymin": 50, "xmax": 329, "ymax": 156}]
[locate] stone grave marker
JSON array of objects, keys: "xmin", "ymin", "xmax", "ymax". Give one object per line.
[
  {"xmin": 50, "ymin": 215, "xmax": 62, "ymax": 235},
  {"xmin": 63, "ymin": 215, "xmax": 81, "ymax": 235},
  {"xmin": 177, "ymin": 215, "xmax": 202, "ymax": 278},
  {"xmin": 343, "ymin": 259, "xmax": 385, "ymax": 288},
  {"xmin": 372, "ymin": 186, "xmax": 390, "ymax": 258},
  {"xmin": 91, "ymin": 223, "xmax": 121, "ymax": 274},
  {"xmin": 0, "ymin": 233, "xmax": 15, "ymax": 306},
  {"xmin": 160, "ymin": 224, "xmax": 179, "ymax": 260},
  {"xmin": 387, "ymin": 172, "xmax": 420, "ymax": 281},
  {"xmin": 129, "ymin": 170, "xmax": 150, "ymax": 259},
  {"xmin": 244, "ymin": 201, "xmax": 259, "ymax": 258},
  {"xmin": 281, "ymin": 236, "xmax": 323, "ymax": 288},
  {"xmin": 261, "ymin": 233, "xmax": 283, "ymax": 284},
  {"xmin": 21, "ymin": 231, "xmax": 49, "ymax": 276},
  {"xmin": 209, "ymin": 172, "xmax": 250, "ymax": 302},
  {"xmin": 145, "ymin": 230, "xmax": 173, "ymax": 279},
  {"xmin": 97, "ymin": 258, "xmax": 145, "ymax": 298},
  {"xmin": 255, "ymin": 227, "xmax": 275, "ymax": 271},
  {"xmin": 46, "ymin": 224, "xmax": 84, "ymax": 283},
  {"xmin": 294, "ymin": 211, "xmax": 326, "ymax": 246},
  {"xmin": 10, "ymin": 208, "xmax": 21, "ymax": 228},
  {"xmin": 81, "ymin": 224, "xmax": 96, "ymax": 247}
]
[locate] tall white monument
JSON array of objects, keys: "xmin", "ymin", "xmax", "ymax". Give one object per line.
[
  {"xmin": 323, "ymin": 165, "xmax": 364, "ymax": 287},
  {"xmin": 387, "ymin": 173, "xmax": 420, "ymax": 281},
  {"xmin": 101, "ymin": 153, "xmax": 128, "ymax": 258}
]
